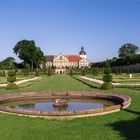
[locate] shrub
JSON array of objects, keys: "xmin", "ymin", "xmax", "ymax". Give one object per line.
[
  {"xmin": 7, "ymin": 76, "xmax": 16, "ymax": 82},
  {"xmin": 116, "ymin": 69, "xmax": 122, "ymax": 75},
  {"xmin": 101, "ymin": 82, "xmax": 114, "ymax": 90},
  {"xmin": 7, "ymin": 70, "xmax": 18, "ymax": 90},
  {"xmin": 43, "ymin": 69, "xmax": 47, "ymax": 75},
  {"xmin": 35, "ymin": 70, "xmax": 40, "ymax": 76},
  {"xmin": 104, "ymin": 68, "xmax": 111, "ymax": 74},
  {"xmin": 0, "ymin": 71, "xmax": 2, "ymax": 76},
  {"xmin": 81, "ymin": 69, "xmax": 85, "ymax": 76},
  {"xmin": 47, "ymin": 68, "xmax": 51, "ymax": 76},
  {"xmin": 6, "ymin": 83, "xmax": 18, "ymax": 90},
  {"xmin": 104, "ymin": 60, "xmax": 111, "ymax": 74},
  {"xmin": 93, "ymin": 68, "xmax": 98, "ymax": 75},
  {"xmin": 103, "ymin": 74, "xmax": 112, "ymax": 82},
  {"xmin": 8, "ymin": 70, "xmax": 16, "ymax": 77},
  {"xmin": 70, "ymin": 69, "xmax": 73, "ymax": 76},
  {"xmin": 101, "ymin": 60, "xmax": 113, "ymax": 90},
  {"xmin": 2, "ymin": 70, "xmax": 6, "ymax": 76},
  {"xmin": 24, "ymin": 69, "xmax": 29, "ymax": 76},
  {"xmin": 7, "ymin": 70, "xmax": 16, "ymax": 82}
]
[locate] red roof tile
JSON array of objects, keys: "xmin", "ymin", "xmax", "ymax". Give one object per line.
[
  {"xmin": 46, "ymin": 55, "xmax": 82, "ymax": 62},
  {"xmin": 64, "ymin": 55, "xmax": 82, "ymax": 62}
]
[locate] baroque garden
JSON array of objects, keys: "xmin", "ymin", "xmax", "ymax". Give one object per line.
[{"xmin": 0, "ymin": 40, "xmax": 140, "ymax": 140}]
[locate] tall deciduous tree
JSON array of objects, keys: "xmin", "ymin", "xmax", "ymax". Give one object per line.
[
  {"xmin": 13, "ymin": 40, "xmax": 44, "ymax": 68},
  {"xmin": 118, "ymin": 43, "xmax": 139, "ymax": 57}
]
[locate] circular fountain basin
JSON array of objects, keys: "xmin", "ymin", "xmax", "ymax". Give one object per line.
[{"xmin": 0, "ymin": 92, "xmax": 131, "ymax": 119}]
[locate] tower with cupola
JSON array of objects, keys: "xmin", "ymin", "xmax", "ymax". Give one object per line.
[{"xmin": 79, "ymin": 46, "xmax": 87, "ymax": 59}]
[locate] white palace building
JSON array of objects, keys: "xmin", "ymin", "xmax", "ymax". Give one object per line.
[{"xmin": 45, "ymin": 47, "xmax": 89, "ymax": 73}]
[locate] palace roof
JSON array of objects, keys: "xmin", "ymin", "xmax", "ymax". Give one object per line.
[
  {"xmin": 64, "ymin": 55, "xmax": 82, "ymax": 62},
  {"xmin": 46, "ymin": 55, "xmax": 82, "ymax": 62}
]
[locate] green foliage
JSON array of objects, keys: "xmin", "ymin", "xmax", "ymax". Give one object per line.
[
  {"xmin": 8, "ymin": 70, "xmax": 16, "ymax": 77},
  {"xmin": 130, "ymin": 69, "xmax": 133, "ymax": 74},
  {"xmin": 24, "ymin": 69, "xmax": 29, "ymax": 76},
  {"xmin": 127, "ymin": 68, "xmax": 130, "ymax": 75},
  {"xmin": 25, "ymin": 63, "xmax": 30, "ymax": 69},
  {"xmin": 23, "ymin": 64, "xmax": 31, "ymax": 76},
  {"xmin": 42, "ymin": 68, "xmax": 47, "ymax": 75},
  {"xmin": 47, "ymin": 68, "xmax": 51, "ymax": 76},
  {"xmin": 7, "ymin": 76, "xmax": 16, "ymax": 82},
  {"xmin": 2, "ymin": 70, "xmax": 6, "ymax": 76},
  {"xmin": 7, "ymin": 70, "xmax": 16, "ymax": 84},
  {"xmin": 101, "ymin": 82, "xmax": 114, "ymax": 90},
  {"xmin": 6, "ymin": 70, "xmax": 17, "ymax": 89},
  {"xmin": 35, "ymin": 70, "xmax": 40, "ymax": 76},
  {"xmin": 104, "ymin": 68, "xmax": 111, "ymax": 74},
  {"xmin": 6, "ymin": 83, "xmax": 18, "ymax": 90},
  {"xmin": 103, "ymin": 74, "xmax": 112, "ymax": 82},
  {"xmin": 115, "ymin": 69, "xmax": 122, "ymax": 75},
  {"xmin": 101, "ymin": 60, "xmax": 113, "ymax": 90},
  {"xmin": 0, "ymin": 71, "xmax": 5, "ymax": 76},
  {"xmin": 92, "ymin": 68, "xmax": 99, "ymax": 75},
  {"xmin": 81, "ymin": 69, "xmax": 86, "ymax": 76},
  {"xmin": 104, "ymin": 61, "xmax": 111, "ymax": 74},
  {"xmin": 93, "ymin": 54, "xmax": 140, "ymax": 69},
  {"xmin": 69, "ymin": 69, "xmax": 73, "ymax": 76},
  {"xmin": 118, "ymin": 43, "xmax": 139, "ymax": 57},
  {"xmin": 13, "ymin": 39, "xmax": 44, "ymax": 68},
  {"xmin": 1, "ymin": 57, "xmax": 15, "ymax": 69},
  {"xmin": 0, "ymin": 71, "xmax": 2, "ymax": 76},
  {"xmin": 118, "ymin": 69, "xmax": 122, "ymax": 75},
  {"xmin": 115, "ymin": 69, "xmax": 119, "ymax": 75}
]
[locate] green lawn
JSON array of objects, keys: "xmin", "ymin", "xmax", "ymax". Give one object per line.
[{"xmin": 0, "ymin": 75, "xmax": 140, "ymax": 140}]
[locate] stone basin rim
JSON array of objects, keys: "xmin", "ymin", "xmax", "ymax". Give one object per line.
[{"xmin": 0, "ymin": 92, "xmax": 131, "ymax": 119}]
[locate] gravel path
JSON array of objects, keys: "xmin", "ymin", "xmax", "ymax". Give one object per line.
[
  {"xmin": 79, "ymin": 76, "xmax": 140, "ymax": 86},
  {"xmin": 0, "ymin": 77, "xmax": 41, "ymax": 88}
]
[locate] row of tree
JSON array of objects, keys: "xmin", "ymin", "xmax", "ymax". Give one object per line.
[{"xmin": 92, "ymin": 43, "xmax": 140, "ymax": 67}]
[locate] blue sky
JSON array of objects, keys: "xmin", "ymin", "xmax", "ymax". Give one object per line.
[{"xmin": 0, "ymin": 0, "xmax": 140, "ymax": 62}]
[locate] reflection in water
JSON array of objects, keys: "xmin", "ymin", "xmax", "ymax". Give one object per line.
[
  {"xmin": 18, "ymin": 104, "xmax": 35, "ymax": 109},
  {"xmin": 3, "ymin": 98, "xmax": 116, "ymax": 112}
]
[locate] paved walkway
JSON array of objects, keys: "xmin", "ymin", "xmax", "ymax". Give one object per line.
[
  {"xmin": 79, "ymin": 76, "xmax": 140, "ymax": 86},
  {"xmin": 0, "ymin": 77, "xmax": 41, "ymax": 88}
]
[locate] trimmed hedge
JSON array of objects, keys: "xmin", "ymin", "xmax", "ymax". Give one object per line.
[
  {"xmin": 104, "ymin": 68, "xmax": 111, "ymax": 74},
  {"xmin": 7, "ymin": 70, "xmax": 16, "ymax": 82},
  {"xmin": 101, "ymin": 82, "xmax": 114, "ymax": 90},
  {"xmin": 7, "ymin": 76, "xmax": 16, "ymax": 82},
  {"xmin": 6, "ymin": 83, "xmax": 18, "ymax": 90},
  {"xmin": 8, "ymin": 70, "xmax": 16, "ymax": 77},
  {"xmin": 103, "ymin": 74, "xmax": 112, "ymax": 82},
  {"xmin": 7, "ymin": 70, "xmax": 18, "ymax": 90},
  {"xmin": 101, "ymin": 60, "xmax": 113, "ymax": 90}
]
